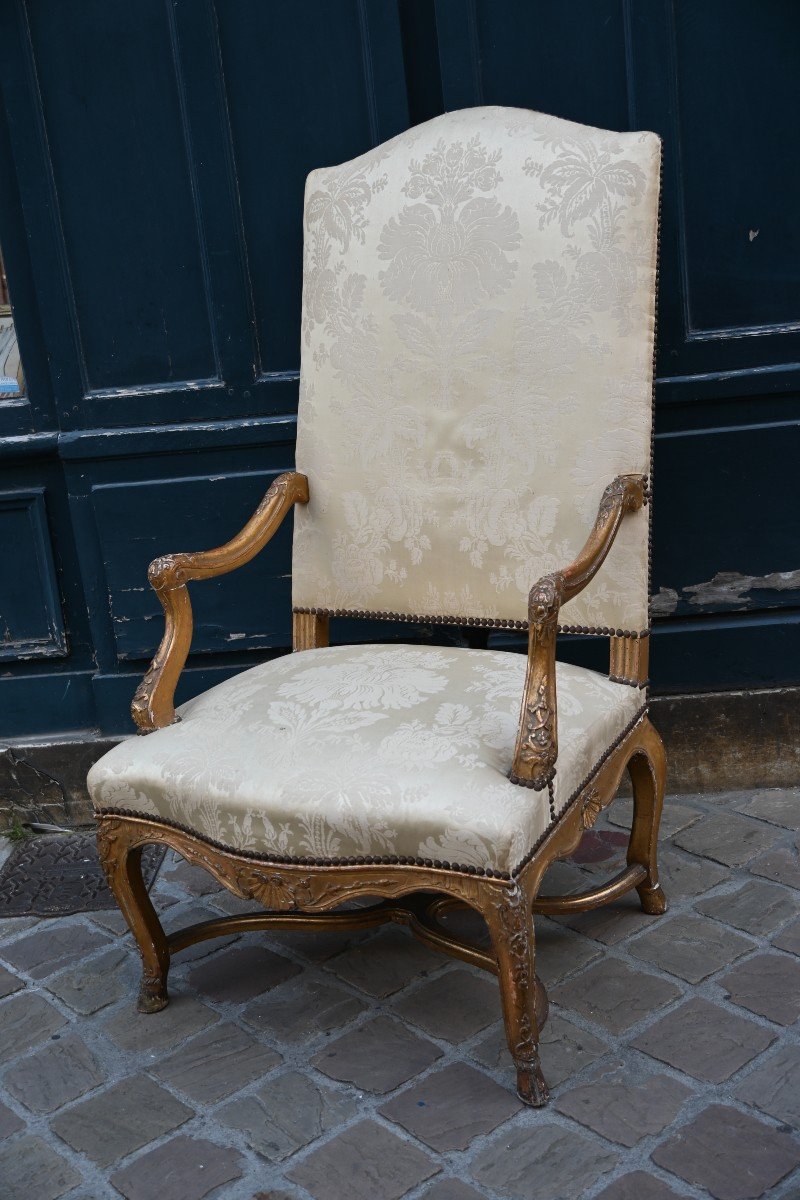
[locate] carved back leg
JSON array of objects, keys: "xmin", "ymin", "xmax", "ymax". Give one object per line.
[
  {"xmin": 483, "ymin": 883, "xmax": 549, "ymax": 1107},
  {"xmin": 292, "ymin": 611, "xmax": 329, "ymax": 651},
  {"xmin": 627, "ymin": 716, "xmax": 668, "ymax": 915},
  {"xmin": 97, "ymin": 819, "xmax": 170, "ymax": 1013}
]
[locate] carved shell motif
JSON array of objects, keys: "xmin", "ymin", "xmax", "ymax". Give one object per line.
[{"xmin": 580, "ymin": 786, "xmax": 603, "ymax": 830}]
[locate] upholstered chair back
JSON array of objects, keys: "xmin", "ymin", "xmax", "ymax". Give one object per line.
[{"xmin": 293, "ymin": 106, "xmax": 661, "ymax": 633}]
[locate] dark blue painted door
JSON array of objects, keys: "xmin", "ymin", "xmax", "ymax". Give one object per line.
[{"xmin": 0, "ymin": 0, "xmax": 797, "ymax": 737}]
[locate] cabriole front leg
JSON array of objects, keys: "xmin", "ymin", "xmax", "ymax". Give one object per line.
[
  {"xmin": 627, "ymin": 717, "xmax": 668, "ymax": 916},
  {"xmin": 483, "ymin": 883, "xmax": 549, "ymax": 1107},
  {"xmin": 96, "ymin": 819, "xmax": 170, "ymax": 1013}
]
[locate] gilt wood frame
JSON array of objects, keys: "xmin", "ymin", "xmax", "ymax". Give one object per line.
[{"xmin": 98, "ymin": 469, "xmax": 667, "ymax": 1107}]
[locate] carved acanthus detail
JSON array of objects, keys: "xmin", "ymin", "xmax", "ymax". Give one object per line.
[{"xmin": 516, "ymin": 676, "xmax": 555, "ymax": 770}]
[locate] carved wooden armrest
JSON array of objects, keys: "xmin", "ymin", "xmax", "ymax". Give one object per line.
[
  {"xmin": 509, "ymin": 474, "xmax": 647, "ymax": 788},
  {"xmin": 131, "ymin": 471, "xmax": 309, "ymax": 733}
]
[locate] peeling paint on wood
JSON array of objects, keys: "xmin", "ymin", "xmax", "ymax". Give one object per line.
[
  {"xmin": 651, "ymin": 587, "xmax": 680, "ymax": 617},
  {"xmin": 684, "ymin": 569, "xmax": 800, "ymax": 608}
]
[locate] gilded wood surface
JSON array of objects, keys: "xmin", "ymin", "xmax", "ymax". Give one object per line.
[
  {"xmin": 510, "ymin": 474, "xmax": 646, "ymax": 787},
  {"xmin": 96, "ymin": 712, "xmax": 666, "ymax": 1107},
  {"xmin": 610, "ymin": 630, "xmax": 650, "ymax": 685},
  {"xmin": 131, "ymin": 471, "xmax": 309, "ymax": 732},
  {"xmin": 292, "ymin": 610, "xmax": 329, "ymax": 651}
]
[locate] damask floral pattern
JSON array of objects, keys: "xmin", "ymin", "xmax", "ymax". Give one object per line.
[
  {"xmin": 292, "ymin": 106, "xmax": 661, "ymax": 630},
  {"xmin": 88, "ymin": 645, "xmax": 644, "ymax": 875}
]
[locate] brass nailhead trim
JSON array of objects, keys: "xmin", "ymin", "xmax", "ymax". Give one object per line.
[
  {"xmin": 609, "ymin": 674, "xmax": 649, "ymax": 689},
  {"xmin": 95, "ymin": 807, "xmax": 513, "ymax": 880},
  {"xmin": 509, "ymin": 702, "xmax": 648, "ymax": 878},
  {"xmin": 96, "ymin": 706, "xmax": 647, "ymax": 885},
  {"xmin": 293, "ymin": 607, "xmax": 650, "ymax": 640}
]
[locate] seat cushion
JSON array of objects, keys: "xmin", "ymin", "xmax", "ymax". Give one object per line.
[{"xmin": 88, "ymin": 645, "xmax": 645, "ymax": 876}]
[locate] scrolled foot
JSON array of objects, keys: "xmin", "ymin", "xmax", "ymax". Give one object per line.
[
  {"xmin": 516, "ymin": 1054, "xmax": 550, "ymax": 1108},
  {"xmin": 638, "ymin": 882, "xmax": 667, "ymax": 916},
  {"xmin": 137, "ymin": 974, "xmax": 169, "ymax": 1014}
]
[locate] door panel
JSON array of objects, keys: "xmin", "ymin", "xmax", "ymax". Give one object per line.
[{"xmin": 0, "ymin": 0, "xmax": 796, "ymax": 737}]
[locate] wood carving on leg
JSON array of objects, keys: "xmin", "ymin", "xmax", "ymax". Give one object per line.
[
  {"xmin": 627, "ymin": 716, "xmax": 668, "ymax": 915},
  {"xmin": 96, "ymin": 819, "xmax": 169, "ymax": 1013},
  {"xmin": 483, "ymin": 882, "xmax": 549, "ymax": 1107}
]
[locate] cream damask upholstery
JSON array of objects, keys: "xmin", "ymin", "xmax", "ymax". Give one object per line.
[
  {"xmin": 88, "ymin": 645, "xmax": 644, "ymax": 876},
  {"xmin": 293, "ymin": 106, "xmax": 661, "ymax": 632}
]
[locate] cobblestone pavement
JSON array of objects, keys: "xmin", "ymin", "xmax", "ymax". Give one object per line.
[{"xmin": 0, "ymin": 786, "xmax": 798, "ymax": 1200}]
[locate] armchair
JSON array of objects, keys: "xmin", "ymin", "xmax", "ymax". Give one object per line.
[{"xmin": 90, "ymin": 105, "xmax": 665, "ymax": 1108}]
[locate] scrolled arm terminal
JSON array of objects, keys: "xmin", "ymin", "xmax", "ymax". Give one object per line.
[
  {"xmin": 131, "ymin": 471, "xmax": 309, "ymax": 733},
  {"xmin": 509, "ymin": 474, "xmax": 646, "ymax": 788}
]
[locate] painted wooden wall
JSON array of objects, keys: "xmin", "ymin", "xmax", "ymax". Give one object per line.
[{"xmin": 0, "ymin": 0, "xmax": 797, "ymax": 739}]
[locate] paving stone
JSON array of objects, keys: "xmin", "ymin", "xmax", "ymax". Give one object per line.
[
  {"xmin": 45, "ymin": 946, "xmax": 133, "ymax": 1014},
  {"xmin": 88, "ymin": 906, "xmax": 134, "ymax": 935},
  {"xmin": 773, "ymin": 915, "xmax": 800, "ymax": 954},
  {"xmin": 570, "ymin": 829, "xmax": 629, "ymax": 872},
  {"xmin": 540, "ymin": 859, "xmax": 591, "ymax": 896},
  {"xmin": 554, "ymin": 1059, "xmax": 692, "ymax": 1147},
  {"xmin": 110, "ymin": 1134, "xmax": 242, "ymax": 1200},
  {"xmin": 628, "ymin": 913, "xmax": 755, "ymax": 983},
  {"xmin": 0, "ymin": 922, "xmax": 111, "ymax": 980},
  {"xmin": 674, "ymin": 812, "xmax": 781, "ymax": 867},
  {"xmin": 471, "ymin": 1122, "xmax": 618, "ymax": 1199},
  {"xmin": 554, "ymin": 892, "xmax": 658, "ymax": 946},
  {"xmin": 392, "ymin": 968, "xmax": 499, "ymax": 1041},
  {"xmin": 734, "ymin": 1043, "xmax": 800, "ymax": 1126},
  {"xmin": 287, "ymin": 1118, "xmax": 439, "ymax": 1200},
  {"xmin": 252, "ymin": 1191, "xmax": 303, "ymax": 1200},
  {"xmin": 269, "ymin": 925, "xmax": 374, "ymax": 963},
  {"xmin": 162, "ymin": 856, "xmax": 224, "ymax": 896},
  {"xmin": 720, "ymin": 951, "xmax": 800, "ymax": 1025},
  {"xmin": 4, "ymin": 1033, "xmax": 104, "ymax": 1113},
  {"xmin": 312, "ymin": 1015, "xmax": 442, "ymax": 1093},
  {"xmin": 243, "ymin": 976, "xmax": 367, "ymax": 1042},
  {"xmin": 0, "ymin": 1099, "xmax": 24, "ymax": 1140},
  {"xmin": 695, "ymin": 879, "xmax": 799, "ymax": 936},
  {"xmin": 750, "ymin": 841, "xmax": 800, "ymax": 889},
  {"xmin": 536, "ymin": 922, "xmax": 602, "ymax": 985},
  {"xmin": 550, "ymin": 958, "xmax": 681, "ymax": 1034},
  {"xmin": 0, "ymin": 963, "xmax": 23, "ymax": 998},
  {"xmin": 151, "ymin": 1021, "xmax": 281, "ymax": 1103},
  {"xmin": 380, "ymin": 1062, "xmax": 520, "ymax": 1151},
  {"xmin": 632, "ymin": 997, "xmax": 775, "ymax": 1083},
  {"xmin": 607, "ymin": 798, "xmax": 701, "ymax": 838},
  {"xmin": 0, "ymin": 992, "xmax": 67, "ymax": 1062},
  {"xmin": 0, "ymin": 915, "xmax": 40, "ymax": 935},
  {"xmin": 220, "ymin": 1069, "xmax": 358, "ymax": 1161},
  {"xmin": 734, "ymin": 788, "xmax": 800, "ymax": 830},
  {"xmin": 325, "ymin": 925, "xmax": 444, "ymax": 997},
  {"xmin": 651, "ymin": 1102, "xmax": 800, "ymax": 1200},
  {"xmin": 205, "ymin": 889, "xmax": 261, "ymax": 916},
  {"xmin": 103, "ymin": 994, "xmax": 218, "ymax": 1053},
  {"xmin": 0, "ymin": 1133, "xmax": 82, "ymax": 1200},
  {"xmin": 421, "ymin": 1182, "xmax": 487, "ymax": 1200},
  {"xmin": 50, "ymin": 1074, "xmax": 193, "ymax": 1168},
  {"xmin": 658, "ymin": 848, "xmax": 728, "ymax": 897},
  {"xmin": 594, "ymin": 1171, "xmax": 691, "ymax": 1199},
  {"xmin": 164, "ymin": 903, "xmax": 238, "ymax": 963},
  {"xmin": 88, "ymin": 897, "xmax": 180, "ymax": 936},
  {"xmin": 187, "ymin": 942, "xmax": 301, "ymax": 1004}
]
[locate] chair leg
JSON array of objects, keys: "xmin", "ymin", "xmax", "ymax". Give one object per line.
[
  {"xmin": 97, "ymin": 827, "xmax": 170, "ymax": 1013},
  {"xmin": 627, "ymin": 718, "xmax": 668, "ymax": 916},
  {"xmin": 484, "ymin": 883, "xmax": 549, "ymax": 1107}
]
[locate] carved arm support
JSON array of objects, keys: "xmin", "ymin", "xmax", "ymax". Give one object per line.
[
  {"xmin": 509, "ymin": 474, "xmax": 646, "ymax": 788},
  {"xmin": 131, "ymin": 472, "xmax": 309, "ymax": 733}
]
